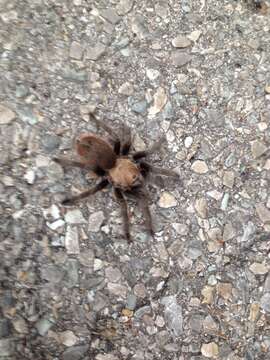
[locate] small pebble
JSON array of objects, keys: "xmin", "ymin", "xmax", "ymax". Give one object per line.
[
  {"xmin": 191, "ymin": 160, "xmax": 208, "ymax": 174},
  {"xmin": 171, "ymin": 35, "xmax": 191, "ymax": 48},
  {"xmin": 250, "ymin": 262, "xmax": 268, "ymax": 275},
  {"xmin": 251, "ymin": 140, "xmax": 267, "ymax": 159},
  {"xmin": 158, "ymin": 192, "xmax": 177, "ymax": 208},
  {"xmin": 0, "ymin": 104, "xmax": 16, "ymax": 124},
  {"xmin": 59, "ymin": 330, "xmax": 78, "ymax": 347},
  {"xmin": 65, "ymin": 209, "xmax": 87, "ymax": 224},
  {"xmin": 184, "ymin": 136, "xmax": 193, "ymax": 148},
  {"xmin": 201, "ymin": 342, "xmax": 219, "ymax": 358}
]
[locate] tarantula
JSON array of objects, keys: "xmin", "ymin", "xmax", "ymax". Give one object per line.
[{"xmin": 53, "ymin": 113, "xmax": 179, "ymax": 242}]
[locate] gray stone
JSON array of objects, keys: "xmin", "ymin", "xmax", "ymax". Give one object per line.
[
  {"xmin": 62, "ymin": 345, "xmax": 89, "ymax": 360},
  {"xmin": 241, "ymin": 222, "xmax": 256, "ymax": 242},
  {"xmin": 15, "ymin": 84, "xmax": 29, "ymax": 98},
  {"xmin": 256, "ymin": 203, "xmax": 270, "ymax": 224},
  {"xmin": 251, "ymin": 140, "xmax": 268, "ymax": 159},
  {"xmin": 118, "ymin": 82, "xmax": 134, "ymax": 96},
  {"xmin": 131, "ymin": 15, "xmax": 149, "ymax": 39},
  {"xmin": 131, "ymin": 100, "xmax": 147, "ymax": 114},
  {"xmin": 134, "ymin": 305, "xmax": 151, "ymax": 319},
  {"xmin": 41, "ymin": 134, "xmax": 60, "ymax": 152},
  {"xmin": 64, "ymin": 259, "xmax": 79, "ymax": 288},
  {"xmin": 35, "ymin": 317, "xmax": 54, "ymax": 336},
  {"xmin": 99, "ymin": 9, "xmax": 121, "ymax": 24},
  {"xmin": 65, "ymin": 226, "xmax": 80, "ymax": 254},
  {"xmin": 206, "ymin": 109, "xmax": 225, "ymax": 127},
  {"xmin": 69, "ymin": 41, "xmax": 84, "ymax": 60},
  {"xmin": 0, "ymin": 339, "xmax": 15, "ymax": 357},
  {"xmin": 107, "ymin": 283, "xmax": 127, "ymax": 298},
  {"xmin": 260, "ymin": 293, "xmax": 270, "ymax": 312},
  {"xmin": 116, "ymin": 0, "xmax": 134, "ymax": 15},
  {"xmin": 161, "ymin": 295, "xmax": 183, "ymax": 336},
  {"xmin": 105, "ymin": 266, "xmax": 122, "ymax": 283},
  {"xmin": 62, "ymin": 68, "xmax": 88, "ymax": 82},
  {"xmin": 41, "ymin": 264, "xmax": 64, "ymax": 284},
  {"xmin": 126, "ymin": 293, "xmax": 137, "ymax": 310},
  {"xmin": 85, "ymin": 43, "xmax": 106, "ymax": 60},
  {"xmin": 88, "ymin": 211, "xmax": 105, "ymax": 232},
  {"xmin": 0, "ymin": 319, "xmax": 11, "ymax": 338},
  {"xmin": 16, "ymin": 106, "xmax": 39, "ymax": 125},
  {"xmin": 65, "ymin": 209, "xmax": 87, "ymax": 224},
  {"xmin": 171, "ymin": 51, "xmax": 191, "ymax": 67}
]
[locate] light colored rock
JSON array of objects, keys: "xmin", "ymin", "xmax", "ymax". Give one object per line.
[
  {"xmin": 256, "ymin": 203, "xmax": 270, "ymax": 223},
  {"xmin": 118, "ymin": 82, "xmax": 134, "ymax": 95},
  {"xmin": 217, "ymin": 282, "xmax": 232, "ymax": 300},
  {"xmin": 85, "ymin": 43, "xmax": 106, "ymax": 61},
  {"xmin": 116, "ymin": 0, "xmax": 134, "ymax": 15},
  {"xmin": 172, "ymin": 35, "xmax": 191, "ymax": 48},
  {"xmin": 203, "ymin": 315, "xmax": 219, "ymax": 333},
  {"xmin": 194, "ymin": 198, "xmax": 208, "ymax": 218},
  {"xmin": 265, "ymin": 84, "xmax": 270, "ymax": 94},
  {"xmin": 107, "ymin": 283, "xmax": 127, "ymax": 298},
  {"xmin": 0, "ymin": 104, "xmax": 16, "ymax": 124},
  {"xmin": 171, "ymin": 51, "xmax": 191, "ymax": 67},
  {"xmin": 201, "ymin": 286, "xmax": 214, "ymax": 304},
  {"xmin": 187, "ymin": 30, "xmax": 202, "ymax": 42},
  {"xmin": 249, "ymin": 303, "xmax": 260, "ymax": 321},
  {"xmin": 146, "ymin": 68, "xmax": 160, "ymax": 80},
  {"xmin": 88, "ymin": 211, "xmax": 105, "ymax": 232},
  {"xmin": 161, "ymin": 295, "xmax": 183, "ymax": 336},
  {"xmin": 59, "ymin": 330, "xmax": 78, "ymax": 347},
  {"xmin": 23, "ymin": 169, "xmax": 35, "ymax": 184},
  {"xmin": 172, "ymin": 223, "xmax": 188, "ymax": 235},
  {"xmin": 148, "ymin": 87, "xmax": 167, "ymax": 115},
  {"xmin": 251, "ymin": 140, "xmax": 267, "ymax": 159},
  {"xmin": 158, "ymin": 192, "xmax": 177, "ymax": 208},
  {"xmin": 47, "ymin": 219, "xmax": 65, "ymax": 230},
  {"xmin": 94, "ymin": 258, "xmax": 104, "ymax": 271},
  {"xmin": 65, "ymin": 226, "xmax": 80, "ymax": 254},
  {"xmin": 105, "ymin": 266, "xmax": 122, "ymax": 282},
  {"xmin": 250, "ymin": 262, "xmax": 268, "ymax": 275},
  {"xmin": 69, "ymin": 41, "xmax": 84, "ymax": 60},
  {"xmin": 191, "ymin": 160, "xmax": 208, "ymax": 174},
  {"xmin": 134, "ymin": 283, "xmax": 146, "ymax": 298},
  {"xmin": 65, "ymin": 209, "xmax": 87, "ymax": 224},
  {"xmin": 223, "ymin": 222, "xmax": 236, "ymax": 241},
  {"xmin": 223, "ymin": 170, "xmax": 235, "ymax": 188},
  {"xmin": 201, "ymin": 342, "xmax": 219, "ymax": 358},
  {"xmin": 13, "ymin": 316, "xmax": 29, "ymax": 334},
  {"xmin": 184, "ymin": 136, "xmax": 193, "ymax": 148}
]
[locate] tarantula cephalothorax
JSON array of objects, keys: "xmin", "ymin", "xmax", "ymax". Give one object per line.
[{"xmin": 53, "ymin": 113, "xmax": 179, "ymax": 242}]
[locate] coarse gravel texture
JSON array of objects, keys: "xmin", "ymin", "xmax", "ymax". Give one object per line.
[{"xmin": 1, "ymin": 0, "xmax": 270, "ymax": 359}]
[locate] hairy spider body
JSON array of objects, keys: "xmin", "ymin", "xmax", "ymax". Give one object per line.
[{"xmin": 54, "ymin": 113, "xmax": 179, "ymax": 242}]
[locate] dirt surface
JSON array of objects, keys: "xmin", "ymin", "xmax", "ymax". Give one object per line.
[{"xmin": 1, "ymin": 0, "xmax": 270, "ymax": 359}]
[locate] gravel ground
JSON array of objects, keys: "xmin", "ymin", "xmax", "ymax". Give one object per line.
[{"xmin": 1, "ymin": 0, "xmax": 270, "ymax": 359}]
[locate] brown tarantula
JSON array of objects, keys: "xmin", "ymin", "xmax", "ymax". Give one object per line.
[{"xmin": 54, "ymin": 113, "xmax": 179, "ymax": 242}]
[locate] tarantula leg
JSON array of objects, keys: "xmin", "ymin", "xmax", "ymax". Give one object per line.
[
  {"xmin": 113, "ymin": 140, "xmax": 121, "ymax": 155},
  {"xmin": 114, "ymin": 188, "xmax": 132, "ymax": 243},
  {"xmin": 133, "ymin": 136, "xmax": 166, "ymax": 160},
  {"xmin": 140, "ymin": 161, "xmax": 180, "ymax": 178},
  {"xmin": 89, "ymin": 113, "xmax": 120, "ymax": 142},
  {"xmin": 121, "ymin": 124, "xmax": 132, "ymax": 156},
  {"xmin": 62, "ymin": 179, "xmax": 109, "ymax": 205},
  {"xmin": 137, "ymin": 189, "xmax": 154, "ymax": 237},
  {"xmin": 53, "ymin": 157, "xmax": 87, "ymax": 169}
]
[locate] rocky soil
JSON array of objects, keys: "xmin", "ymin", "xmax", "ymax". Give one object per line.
[{"xmin": 1, "ymin": 0, "xmax": 270, "ymax": 359}]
